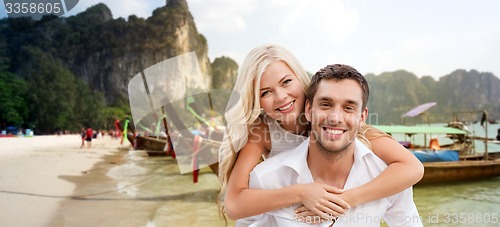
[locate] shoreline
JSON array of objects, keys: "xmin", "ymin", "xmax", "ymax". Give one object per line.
[
  {"xmin": 0, "ymin": 135, "xmax": 126, "ymax": 227},
  {"xmin": 1, "ymin": 135, "xmax": 232, "ymax": 227}
]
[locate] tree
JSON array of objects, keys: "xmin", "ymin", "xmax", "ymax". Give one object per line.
[
  {"xmin": 73, "ymin": 79, "xmax": 106, "ymax": 130},
  {"xmin": 0, "ymin": 71, "xmax": 28, "ymax": 127},
  {"xmin": 23, "ymin": 47, "xmax": 77, "ymax": 134}
]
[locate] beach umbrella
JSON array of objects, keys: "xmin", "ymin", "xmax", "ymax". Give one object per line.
[
  {"xmin": 401, "ymin": 102, "xmax": 437, "ymax": 117},
  {"xmin": 127, "ymin": 52, "xmax": 235, "ymax": 177}
]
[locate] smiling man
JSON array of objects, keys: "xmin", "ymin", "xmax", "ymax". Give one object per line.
[{"xmin": 238, "ymin": 64, "xmax": 422, "ymax": 226}]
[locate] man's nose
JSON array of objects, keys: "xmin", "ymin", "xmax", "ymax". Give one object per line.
[{"xmin": 327, "ymin": 107, "xmax": 343, "ymax": 123}]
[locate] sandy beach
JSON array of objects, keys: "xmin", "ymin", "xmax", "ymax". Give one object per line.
[
  {"xmin": 0, "ymin": 134, "xmax": 229, "ymax": 227},
  {"xmin": 0, "ymin": 135, "xmax": 124, "ymax": 227}
]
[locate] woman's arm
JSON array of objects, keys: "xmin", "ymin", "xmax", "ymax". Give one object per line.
[
  {"xmin": 224, "ymin": 122, "xmax": 349, "ymax": 220},
  {"xmin": 341, "ymin": 136, "xmax": 424, "ymax": 207}
]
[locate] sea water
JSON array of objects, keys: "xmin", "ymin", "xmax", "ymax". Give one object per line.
[{"xmin": 413, "ymin": 178, "xmax": 500, "ymax": 227}]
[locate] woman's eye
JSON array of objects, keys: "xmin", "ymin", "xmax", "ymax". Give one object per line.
[
  {"xmin": 261, "ymin": 90, "xmax": 271, "ymax": 97},
  {"xmin": 282, "ymin": 79, "xmax": 292, "ymax": 85}
]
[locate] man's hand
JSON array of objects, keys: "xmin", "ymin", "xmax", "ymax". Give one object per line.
[{"xmin": 294, "ymin": 183, "xmax": 350, "ymax": 218}]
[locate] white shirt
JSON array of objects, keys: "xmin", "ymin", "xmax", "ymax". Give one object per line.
[{"xmin": 236, "ymin": 138, "xmax": 422, "ymax": 227}]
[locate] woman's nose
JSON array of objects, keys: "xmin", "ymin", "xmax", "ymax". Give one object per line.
[{"xmin": 274, "ymin": 89, "xmax": 288, "ymax": 102}]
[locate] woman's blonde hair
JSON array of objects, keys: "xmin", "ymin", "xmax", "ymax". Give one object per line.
[
  {"xmin": 217, "ymin": 44, "xmax": 310, "ymax": 215},
  {"xmin": 216, "ymin": 44, "xmax": 390, "ymax": 218}
]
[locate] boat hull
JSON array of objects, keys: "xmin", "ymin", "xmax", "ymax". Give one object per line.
[
  {"xmin": 419, "ymin": 160, "xmax": 500, "ymax": 184},
  {"xmin": 134, "ymin": 135, "xmax": 219, "ymax": 175},
  {"xmin": 134, "ymin": 136, "xmax": 168, "ymax": 156}
]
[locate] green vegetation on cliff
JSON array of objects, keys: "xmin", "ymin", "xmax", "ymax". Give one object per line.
[{"xmin": 0, "ymin": 1, "xmax": 211, "ymax": 134}]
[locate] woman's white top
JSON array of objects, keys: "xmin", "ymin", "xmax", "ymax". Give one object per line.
[{"xmin": 263, "ymin": 114, "xmax": 307, "ymax": 159}]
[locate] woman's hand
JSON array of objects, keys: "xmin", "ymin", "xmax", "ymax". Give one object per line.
[{"xmin": 294, "ymin": 183, "xmax": 350, "ymax": 218}]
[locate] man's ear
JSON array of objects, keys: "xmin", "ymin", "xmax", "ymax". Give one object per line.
[
  {"xmin": 305, "ymin": 100, "xmax": 312, "ymax": 122},
  {"xmin": 360, "ymin": 107, "xmax": 368, "ymax": 126}
]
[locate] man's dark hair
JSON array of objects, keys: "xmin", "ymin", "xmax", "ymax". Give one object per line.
[{"xmin": 306, "ymin": 64, "xmax": 369, "ymax": 109}]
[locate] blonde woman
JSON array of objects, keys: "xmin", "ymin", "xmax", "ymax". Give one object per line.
[{"xmin": 218, "ymin": 44, "xmax": 424, "ymax": 221}]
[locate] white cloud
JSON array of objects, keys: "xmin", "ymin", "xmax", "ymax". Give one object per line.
[
  {"xmin": 269, "ymin": 0, "xmax": 359, "ymax": 45},
  {"xmin": 371, "ymin": 35, "xmax": 447, "ymax": 75},
  {"xmin": 187, "ymin": 0, "xmax": 360, "ymax": 75},
  {"xmin": 189, "ymin": 0, "xmax": 254, "ymax": 33},
  {"xmin": 67, "ymin": 0, "xmax": 163, "ymax": 19},
  {"xmin": 111, "ymin": 0, "xmax": 153, "ymax": 18}
]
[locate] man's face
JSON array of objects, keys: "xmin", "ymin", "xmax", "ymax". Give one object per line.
[{"xmin": 306, "ymin": 79, "xmax": 367, "ymax": 154}]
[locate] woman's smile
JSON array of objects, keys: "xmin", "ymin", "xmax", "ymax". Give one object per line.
[{"xmin": 276, "ymin": 100, "xmax": 295, "ymax": 113}]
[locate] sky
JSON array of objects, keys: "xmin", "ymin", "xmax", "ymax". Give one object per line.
[{"xmin": 2, "ymin": 0, "xmax": 500, "ymax": 79}]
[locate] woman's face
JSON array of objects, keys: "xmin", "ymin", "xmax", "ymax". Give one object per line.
[{"xmin": 259, "ymin": 61, "xmax": 305, "ymax": 126}]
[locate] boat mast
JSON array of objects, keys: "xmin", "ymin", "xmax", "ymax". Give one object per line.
[
  {"xmin": 483, "ymin": 110, "xmax": 488, "ymax": 160},
  {"xmin": 452, "ymin": 110, "xmax": 490, "ymax": 160}
]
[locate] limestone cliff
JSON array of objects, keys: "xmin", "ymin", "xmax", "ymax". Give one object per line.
[
  {"xmin": 1, "ymin": 0, "xmax": 211, "ymax": 105},
  {"xmin": 70, "ymin": 0, "xmax": 211, "ymax": 104}
]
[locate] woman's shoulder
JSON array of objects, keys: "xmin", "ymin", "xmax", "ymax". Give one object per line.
[
  {"xmin": 248, "ymin": 117, "xmax": 271, "ymax": 150},
  {"xmin": 250, "ymin": 115, "xmax": 271, "ymax": 132}
]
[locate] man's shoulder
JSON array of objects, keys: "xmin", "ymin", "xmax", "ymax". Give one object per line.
[{"xmin": 354, "ymin": 138, "xmax": 387, "ymax": 167}]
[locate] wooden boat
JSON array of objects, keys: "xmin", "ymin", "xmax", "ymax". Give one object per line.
[
  {"xmin": 419, "ymin": 157, "xmax": 500, "ymax": 184},
  {"xmin": 373, "ymin": 123, "xmax": 500, "ymax": 185},
  {"xmin": 134, "ymin": 135, "xmax": 171, "ymax": 156},
  {"xmin": 134, "ymin": 134, "xmax": 220, "ymax": 176}
]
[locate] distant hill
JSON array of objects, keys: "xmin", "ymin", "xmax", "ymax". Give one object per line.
[{"xmin": 366, "ymin": 69, "xmax": 500, "ymax": 124}]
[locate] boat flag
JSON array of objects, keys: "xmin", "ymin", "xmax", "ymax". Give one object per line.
[
  {"xmin": 127, "ymin": 52, "xmax": 235, "ymax": 175},
  {"xmin": 480, "ymin": 111, "xmax": 488, "ymax": 127}
]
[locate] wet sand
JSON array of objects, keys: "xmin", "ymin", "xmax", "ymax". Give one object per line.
[
  {"xmin": 0, "ymin": 135, "xmax": 124, "ymax": 227},
  {"xmin": 46, "ymin": 142, "xmax": 230, "ymax": 227},
  {"xmin": 0, "ymin": 134, "xmax": 234, "ymax": 227}
]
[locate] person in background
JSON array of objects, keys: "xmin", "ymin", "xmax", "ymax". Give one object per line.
[
  {"xmin": 85, "ymin": 127, "xmax": 93, "ymax": 149},
  {"xmin": 114, "ymin": 118, "xmax": 122, "ymax": 139},
  {"xmin": 80, "ymin": 128, "xmax": 86, "ymax": 148}
]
